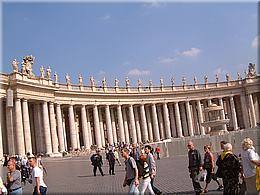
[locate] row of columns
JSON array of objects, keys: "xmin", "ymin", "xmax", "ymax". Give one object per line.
[{"xmin": 0, "ymin": 92, "xmax": 259, "ymax": 157}]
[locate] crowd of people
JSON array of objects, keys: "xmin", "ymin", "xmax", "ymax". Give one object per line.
[
  {"xmin": 187, "ymin": 138, "xmax": 260, "ymax": 195},
  {"xmin": 0, "ymin": 153, "xmax": 47, "ymax": 195}
]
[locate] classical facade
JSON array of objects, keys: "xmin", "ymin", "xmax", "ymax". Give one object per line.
[{"xmin": 0, "ymin": 56, "xmax": 259, "ymax": 158}]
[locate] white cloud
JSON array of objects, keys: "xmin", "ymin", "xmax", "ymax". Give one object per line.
[
  {"xmin": 98, "ymin": 70, "xmax": 106, "ymax": 75},
  {"xmin": 178, "ymin": 48, "xmax": 201, "ymax": 57},
  {"xmin": 158, "ymin": 57, "xmax": 175, "ymax": 64},
  {"xmin": 143, "ymin": 1, "xmax": 162, "ymax": 8},
  {"xmin": 128, "ymin": 68, "xmax": 150, "ymax": 76},
  {"xmin": 251, "ymin": 36, "xmax": 259, "ymax": 48},
  {"xmin": 99, "ymin": 14, "xmax": 111, "ymax": 20}
]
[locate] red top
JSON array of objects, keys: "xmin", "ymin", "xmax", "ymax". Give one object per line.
[{"xmin": 156, "ymin": 147, "xmax": 160, "ymax": 153}]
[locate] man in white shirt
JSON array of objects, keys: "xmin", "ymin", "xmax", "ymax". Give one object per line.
[{"xmin": 28, "ymin": 156, "xmax": 48, "ymax": 195}]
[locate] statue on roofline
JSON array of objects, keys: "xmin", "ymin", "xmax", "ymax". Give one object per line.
[
  {"xmin": 171, "ymin": 77, "xmax": 175, "ymax": 86},
  {"xmin": 102, "ymin": 77, "xmax": 107, "ymax": 88},
  {"xmin": 246, "ymin": 63, "xmax": 257, "ymax": 78},
  {"xmin": 90, "ymin": 76, "xmax": 95, "ymax": 87},
  {"xmin": 12, "ymin": 59, "xmax": 19, "ymax": 73},
  {"xmin": 54, "ymin": 72, "xmax": 58, "ymax": 83},
  {"xmin": 40, "ymin": 66, "xmax": 45, "ymax": 78},
  {"xmin": 215, "ymin": 74, "xmax": 219, "ymax": 83},
  {"xmin": 115, "ymin": 78, "xmax": 119, "ymax": 87},
  {"xmin": 65, "ymin": 73, "xmax": 71, "ymax": 85},
  {"xmin": 226, "ymin": 73, "xmax": 230, "ymax": 82},
  {"xmin": 46, "ymin": 66, "xmax": 51, "ymax": 80},
  {"xmin": 182, "ymin": 76, "xmax": 186, "ymax": 86},
  {"xmin": 149, "ymin": 80, "xmax": 153, "ymax": 88},
  {"xmin": 137, "ymin": 79, "xmax": 142, "ymax": 88},
  {"xmin": 125, "ymin": 77, "xmax": 130, "ymax": 88},
  {"xmin": 204, "ymin": 75, "xmax": 208, "ymax": 84},
  {"xmin": 78, "ymin": 74, "xmax": 83, "ymax": 85},
  {"xmin": 160, "ymin": 78, "xmax": 164, "ymax": 87},
  {"xmin": 22, "ymin": 55, "xmax": 35, "ymax": 76}
]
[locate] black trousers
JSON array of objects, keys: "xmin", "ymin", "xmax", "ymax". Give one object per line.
[
  {"xmin": 93, "ymin": 165, "xmax": 104, "ymax": 176},
  {"xmin": 151, "ymin": 177, "xmax": 161, "ymax": 194},
  {"xmin": 189, "ymin": 169, "xmax": 203, "ymax": 194},
  {"xmin": 108, "ymin": 161, "xmax": 115, "ymax": 175}
]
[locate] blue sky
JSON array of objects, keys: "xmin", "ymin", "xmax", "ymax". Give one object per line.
[{"xmin": 2, "ymin": 1, "xmax": 259, "ymax": 86}]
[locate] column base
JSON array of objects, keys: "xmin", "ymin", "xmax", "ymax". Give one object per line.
[{"xmin": 48, "ymin": 153, "xmax": 63, "ymax": 157}]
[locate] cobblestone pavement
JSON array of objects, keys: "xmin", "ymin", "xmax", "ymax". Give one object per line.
[{"xmin": 17, "ymin": 155, "xmax": 223, "ymax": 194}]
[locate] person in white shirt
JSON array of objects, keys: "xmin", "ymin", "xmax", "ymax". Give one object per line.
[
  {"xmin": 241, "ymin": 137, "xmax": 260, "ymax": 194},
  {"xmin": 28, "ymin": 156, "xmax": 47, "ymax": 195}
]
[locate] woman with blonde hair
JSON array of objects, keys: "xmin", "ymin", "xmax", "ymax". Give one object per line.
[{"xmin": 240, "ymin": 137, "xmax": 260, "ymax": 194}]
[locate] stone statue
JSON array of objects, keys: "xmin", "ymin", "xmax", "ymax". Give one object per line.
[
  {"xmin": 226, "ymin": 73, "xmax": 230, "ymax": 82},
  {"xmin": 54, "ymin": 72, "xmax": 58, "ymax": 83},
  {"xmin": 237, "ymin": 72, "xmax": 241, "ymax": 80},
  {"xmin": 182, "ymin": 76, "xmax": 186, "ymax": 85},
  {"xmin": 65, "ymin": 73, "xmax": 71, "ymax": 85},
  {"xmin": 246, "ymin": 63, "xmax": 257, "ymax": 78},
  {"xmin": 194, "ymin": 76, "xmax": 198, "ymax": 85},
  {"xmin": 171, "ymin": 77, "xmax": 175, "ymax": 86},
  {"xmin": 102, "ymin": 77, "xmax": 107, "ymax": 88},
  {"xmin": 21, "ymin": 63, "xmax": 26, "ymax": 74},
  {"xmin": 160, "ymin": 78, "xmax": 164, "ymax": 87},
  {"xmin": 137, "ymin": 79, "xmax": 142, "ymax": 88},
  {"xmin": 46, "ymin": 66, "xmax": 51, "ymax": 80},
  {"xmin": 149, "ymin": 80, "xmax": 153, "ymax": 88},
  {"xmin": 40, "ymin": 66, "xmax": 45, "ymax": 78},
  {"xmin": 78, "ymin": 74, "xmax": 83, "ymax": 85},
  {"xmin": 90, "ymin": 76, "xmax": 95, "ymax": 86},
  {"xmin": 215, "ymin": 74, "xmax": 219, "ymax": 83},
  {"xmin": 22, "ymin": 55, "xmax": 35, "ymax": 76},
  {"xmin": 125, "ymin": 77, "xmax": 130, "ymax": 88},
  {"xmin": 12, "ymin": 59, "xmax": 19, "ymax": 73},
  {"xmin": 115, "ymin": 78, "xmax": 119, "ymax": 87},
  {"xmin": 204, "ymin": 75, "xmax": 208, "ymax": 84}
]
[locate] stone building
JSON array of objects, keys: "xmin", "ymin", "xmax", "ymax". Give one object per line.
[{"xmin": 0, "ymin": 56, "xmax": 259, "ymax": 158}]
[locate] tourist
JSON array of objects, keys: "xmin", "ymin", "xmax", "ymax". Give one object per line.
[
  {"xmin": 202, "ymin": 145, "xmax": 223, "ymax": 193},
  {"xmin": 155, "ymin": 146, "xmax": 161, "ymax": 160},
  {"xmin": 121, "ymin": 147, "xmax": 139, "ymax": 194},
  {"xmin": 240, "ymin": 137, "xmax": 260, "ymax": 194},
  {"xmin": 130, "ymin": 143, "xmax": 143, "ymax": 178},
  {"xmin": 3, "ymin": 154, "xmax": 8, "ymax": 167},
  {"xmin": 187, "ymin": 141, "xmax": 203, "ymax": 195},
  {"xmin": 114, "ymin": 148, "xmax": 122, "ymax": 166},
  {"xmin": 221, "ymin": 143, "xmax": 241, "ymax": 194},
  {"xmin": 90, "ymin": 149, "xmax": 104, "ymax": 176},
  {"xmin": 139, "ymin": 148, "xmax": 155, "ymax": 195},
  {"xmin": 144, "ymin": 145, "xmax": 162, "ymax": 195},
  {"xmin": 6, "ymin": 159, "xmax": 22, "ymax": 195},
  {"xmin": 28, "ymin": 156, "xmax": 48, "ymax": 195},
  {"xmin": 215, "ymin": 140, "xmax": 227, "ymax": 178},
  {"xmin": 106, "ymin": 149, "xmax": 116, "ymax": 175}
]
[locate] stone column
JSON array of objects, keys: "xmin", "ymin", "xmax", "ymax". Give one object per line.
[
  {"xmin": 0, "ymin": 100, "xmax": 4, "ymax": 159},
  {"xmin": 56, "ymin": 104, "xmax": 65, "ymax": 152},
  {"xmin": 86, "ymin": 108, "xmax": 93, "ymax": 146},
  {"xmin": 140, "ymin": 104, "xmax": 148, "ymax": 142},
  {"xmin": 218, "ymin": 98, "xmax": 227, "ymax": 131},
  {"xmin": 93, "ymin": 105, "xmax": 102, "ymax": 148},
  {"xmin": 151, "ymin": 103, "xmax": 160, "ymax": 141},
  {"xmin": 145, "ymin": 106, "xmax": 154, "ymax": 142},
  {"xmin": 22, "ymin": 99, "xmax": 32, "ymax": 154},
  {"xmin": 134, "ymin": 106, "xmax": 142, "ymax": 143},
  {"xmin": 42, "ymin": 101, "xmax": 52, "ymax": 155},
  {"xmin": 191, "ymin": 102, "xmax": 200, "ymax": 135},
  {"xmin": 15, "ymin": 98, "xmax": 25, "ymax": 156},
  {"xmin": 180, "ymin": 103, "xmax": 188, "ymax": 136},
  {"xmin": 196, "ymin": 100, "xmax": 205, "ymax": 135},
  {"xmin": 98, "ymin": 108, "xmax": 105, "ymax": 147},
  {"xmin": 168, "ymin": 104, "xmax": 177, "ymax": 138},
  {"xmin": 105, "ymin": 105, "xmax": 113, "ymax": 145},
  {"xmin": 33, "ymin": 104, "xmax": 44, "ymax": 153},
  {"xmin": 6, "ymin": 101, "xmax": 15, "ymax": 155},
  {"xmin": 163, "ymin": 102, "xmax": 171, "ymax": 139},
  {"xmin": 117, "ymin": 105, "xmax": 125, "ymax": 143},
  {"xmin": 81, "ymin": 105, "xmax": 90, "ymax": 149},
  {"xmin": 253, "ymin": 95, "xmax": 260, "ymax": 123},
  {"xmin": 185, "ymin": 101, "xmax": 194, "ymax": 136},
  {"xmin": 240, "ymin": 94, "xmax": 250, "ymax": 129},
  {"xmin": 111, "ymin": 108, "xmax": 118, "ymax": 144},
  {"xmin": 229, "ymin": 96, "xmax": 238, "ymax": 130},
  {"xmin": 122, "ymin": 107, "xmax": 130, "ymax": 143},
  {"xmin": 174, "ymin": 102, "xmax": 183, "ymax": 137},
  {"xmin": 49, "ymin": 102, "xmax": 59, "ymax": 154},
  {"xmin": 128, "ymin": 105, "xmax": 137, "ymax": 144},
  {"xmin": 68, "ymin": 104, "xmax": 77, "ymax": 150},
  {"xmin": 248, "ymin": 94, "xmax": 257, "ymax": 127},
  {"xmin": 157, "ymin": 105, "xmax": 165, "ymax": 139}
]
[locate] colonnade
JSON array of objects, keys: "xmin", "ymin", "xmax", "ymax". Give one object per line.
[{"xmin": 0, "ymin": 92, "xmax": 259, "ymax": 157}]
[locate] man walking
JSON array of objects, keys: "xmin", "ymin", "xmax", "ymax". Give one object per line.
[
  {"xmin": 121, "ymin": 148, "xmax": 139, "ymax": 194},
  {"xmin": 6, "ymin": 159, "xmax": 22, "ymax": 195},
  {"xmin": 28, "ymin": 156, "xmax": 48, "ymax": 195},
  {"xmin": 187, "ymin": 141, "xmax": 203, "ymax": 195},
  {"xmin": 144, "ymin": 145, "xmax": 162, "ymax": 195},
  {"xmin": 106, "ymin": 149, "xmax": 116, "ymax": 175},
  {"xmin": 90, "ymin": 149, "xmax": 104, "ymax": 176}
]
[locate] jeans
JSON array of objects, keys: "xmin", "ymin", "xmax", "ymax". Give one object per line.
[
  {"xmin": 9, "ymin": 187, "xmax": 22, "ymax": 195},
  {"xmin": 189, "ymin": 169, "xmax": 203, "ymax": 194},
  {"xmin": 129, "ymin": 180, "xmax": 139, "ymax": 194},
  {"xmin": 140, "ymin": 177, "xmax": 155, "ymax": 195},
  {"xmin": 33, "ymin": 186, "xmax": 47, "ymax": 195}
]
